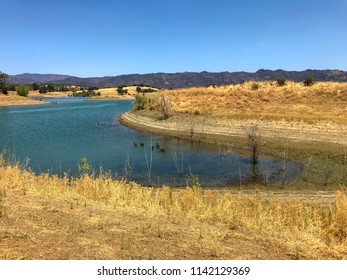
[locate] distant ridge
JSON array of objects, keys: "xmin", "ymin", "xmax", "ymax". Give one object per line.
[{"xmin": 8, "ymin": 69, "xmax": 347, "ymax": 89}]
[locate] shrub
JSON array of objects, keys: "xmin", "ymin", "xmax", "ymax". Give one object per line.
[
  {"xmin": 133, "ymin": 94, "xmax": 147, "ymax": 110},
  {"xmin": 245, "ymin": 124, "xmax": 264, "ymax": 165},
  {"xmin": 251, "ymin": 82, "xmax": 260, "ymax": 90},
  {"xmin": 16, "ymin": 85, "xmax": 29, "ymax": 97},
  {"xmin": 186, "ymin": 167, "xmax": 200, "ymax": 187},
  {"xmin": 159, "ymin": 94, "xmax": 172, "ymax": 119},
  {"xmin": 303, "ymin": 76, "xmax": 314, "ymax": 87},
  {"xmin": 276, "ymin": 77, "xmax": 286, "ymax": 87},
  {"xmin": 142, "ymin": 88, "xmax": 157, "ymax": 93},
  {"xmin": 78, "ymin": 155, "xmax": 92, "ymax": 175}
]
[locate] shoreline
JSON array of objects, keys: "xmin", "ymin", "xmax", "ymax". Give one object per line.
[{"xmin": 118, "ymin": 111, "xmax": 347, "ymax": 147}]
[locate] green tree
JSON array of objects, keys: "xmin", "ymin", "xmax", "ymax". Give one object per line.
[
  {"xmin": 47, "ymin": 84, "xmax": 55, "ymax": 92},
  {"xmin": 117, "ymin": 86, "xmax": 128, "ymax": 95},
  {"xmin": 16, "ymin": 85, "xmax": 29, "ymax": 97},
  {"xmin": 136, "ymin": 86, "xmax": 142, "ymax": 93},
  {"xmin": 32, "ymin": 83, "xmax": 40, "ymax": 91},
  {"xmin": 0, "ymin": 72, "xmax": 8, "ymax": 94},
  {"xmin": 39, "ymin": 86, "xmax": 47, "ymax": 94}
]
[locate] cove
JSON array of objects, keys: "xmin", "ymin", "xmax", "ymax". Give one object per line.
[{"xmin": 0, "ymin": 98, "xmax": 300, "ymax": 187}]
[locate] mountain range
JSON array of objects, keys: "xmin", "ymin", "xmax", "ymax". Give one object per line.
[{"xmin": 8, "ymin": 69, "xmax": 347, "ymax": 89}]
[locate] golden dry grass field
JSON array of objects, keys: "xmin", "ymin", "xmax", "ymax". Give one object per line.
[
  {"xmin": 0, "ymin": 91, "xmax": 49, "ymax": 106},
  {"xmin": 160, "ymin": 81, "xmax": 347, "ymax": 123},
  {"xmin": 1, "ymin": 165, "xmax": 347, "ymax": 260}
]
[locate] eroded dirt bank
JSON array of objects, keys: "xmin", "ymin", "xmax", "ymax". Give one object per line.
[{"xmin": 118, "ymin": 111, "xmax": 347, "ymax": 146}]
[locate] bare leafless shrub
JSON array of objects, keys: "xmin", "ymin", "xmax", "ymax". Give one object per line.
[
  {"xmin": 245, "ymin": 124, "xmax": 264, "ymax": 165},
  {"xmin": 159, "ymin": 94, "xmax": 172, "ymax": 120}
]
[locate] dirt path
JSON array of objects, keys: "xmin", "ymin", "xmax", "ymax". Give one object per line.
[{"xmin": 119, "ymin": 111, "xmax": 347, "ymax": 146}]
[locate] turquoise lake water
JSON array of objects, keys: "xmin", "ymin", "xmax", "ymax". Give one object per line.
[{"xmin": 0, "ymin": 98, "xmax": 300, "ymax": 186}]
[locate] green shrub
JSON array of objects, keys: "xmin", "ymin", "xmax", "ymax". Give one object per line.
[
  {"xmin": 186, "ymin": 167, "xmax": 200, "ymax": 187},
  {"xmin": 276, "ymin": 77, "xmax": 286, "ymax": 87},
  {"xmin": 78, "ymin": 155, "xmax": 92, "ymax": 175},
  {"xmin": 133, "ymin": 94, "xmax": 147, "ymax": 110},
  {"xmin": 16, "ymin": 85, "xmax": 29, "ymax": 97},
  {"xmin": 303, "ymin": 76, "xmax": 314, "ymax": 87},
  {"xmin": 251, "ymin": 82, "xmax": 260, "ymax": 90}
]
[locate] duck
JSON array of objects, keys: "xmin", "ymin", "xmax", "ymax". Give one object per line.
[
  {"xmin": 140, "ymin": 141, "xmax": 144, "ymax": 147},
  {"xmin": 133, "ymin": 142, "xmax": 137, "ymax": 147}
]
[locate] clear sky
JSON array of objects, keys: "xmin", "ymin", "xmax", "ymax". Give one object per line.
[{"xmin": 1, "ymin": 0, "xmax": 346, "ymax": 77}]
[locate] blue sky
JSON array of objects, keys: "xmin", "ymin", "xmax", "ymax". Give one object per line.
[{"xmin": 1, "ymin": 0, "xmax": 346, "ymax": 77}]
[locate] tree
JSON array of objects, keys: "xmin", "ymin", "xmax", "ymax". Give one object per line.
[
  {"xmin": 117, "ymin": 86, "xmax": 128, "ymax": 95},
  {"xmin": 32, "ymin": 83, "xmax": 40, "ymax": 91},
  {"xmin": 16, "ymin": 85, "xmax": 29, "ymax": 97},
  {"xmin": 0, "ymin": 72, "xmax": 8, "ymax": 94},
  {"xmin": 47, "ymin": 84, "xmax": 55, "ymax": 92},
  {"xmin": 136, "ymin": 86, "xmax": 142, "ymax": 93},
  {"xmin": 39, "ymin": 86, "xmax": 48, "ymax": 94}
]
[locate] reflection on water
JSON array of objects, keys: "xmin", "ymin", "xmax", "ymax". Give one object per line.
[{"xmin": 0, "ymin": 98, "xmax": 301, "ymax": 187}]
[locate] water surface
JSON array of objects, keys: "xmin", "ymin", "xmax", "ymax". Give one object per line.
[{"xmin": 0, "ymin": 98, "xmax": 300, "ymax": 186}]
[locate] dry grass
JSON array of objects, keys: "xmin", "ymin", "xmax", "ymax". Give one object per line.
[
  {"xmin": 1, "ymin": 165, "xmax": 346, "ymax": 259},
  {"xmin": 0, "ymin": 92, "xmax": 49, "ymax": 107},
  {"xmin": 160, "ymin": 82, "xmax": 347, "ymax": 123},
  {"xmin": 94, "ymin": 86, "xmax": 157, "ymax": 98}
]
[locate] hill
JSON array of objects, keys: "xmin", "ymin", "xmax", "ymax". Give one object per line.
[
  {"xmin": 7, "ymin": 69, "xmax": 347, "ymax": 89},
  {"xmin": 8, "ymin": 73, "xmax": 72, "ymax": 84}
]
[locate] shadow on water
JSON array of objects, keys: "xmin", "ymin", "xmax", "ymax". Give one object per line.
[{"xmin": 0, "ymin": 98, "xmax": 301, "ymax": 187}]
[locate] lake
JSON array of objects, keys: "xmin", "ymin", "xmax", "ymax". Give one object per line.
[{"xmin": 0, "ymin": 98, "xmax": 300, "ymax": 187}]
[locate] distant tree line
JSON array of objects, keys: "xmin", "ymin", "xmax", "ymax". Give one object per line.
[{"xmin": 72, "ymin": 90, "xmax": 101, "ymax": 97}]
